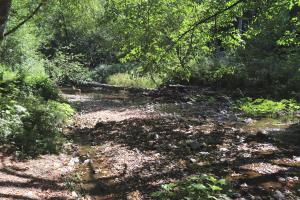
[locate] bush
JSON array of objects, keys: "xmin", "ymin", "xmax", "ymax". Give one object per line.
[
  {"xmin": 106, "ymin": 73, "xmax": 162, "ymax": 89},
  {"xmin": 91, "ymin": 63, "xmax": 137, "ymax": 82},
  {"xmin": 24, "ymin": 74, "xmax": 60, "ymax": 100},
  {"xmin": 236, "ymin": 98, "xmax": 300, "ymax": 118},
  {"xmin": 45, "ymin": 51, "xmax": 92, "ymax": 85},
  {"xmin": 0, "ymin": 69, "xmax": 75, "ymax": 157},
  {"xmin": 152, "ymin": 174, "xmax": 230, "ymax": 200}
]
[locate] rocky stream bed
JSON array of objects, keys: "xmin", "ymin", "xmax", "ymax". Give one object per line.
[
  {"xmin": 1, "ymin": 86, "xmax": 298, "ymax": 200},
  {"xmin": 61, "ymin": 86, "xmax": 300, "ymax": 200}
]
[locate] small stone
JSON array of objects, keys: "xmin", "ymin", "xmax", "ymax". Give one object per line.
[
  {"xmin": 83, "ymin": 159, "xmax": 92, "ymax": 164},
  {"xmin": 199, "ymin": 151, "xmax": 209, "ymax": 155},
  {"xmin": 240, "ymin": 183, "xmax": 248, "ymax": 188},
  {"xmin": 244, "ymin": 118, "xmax": 253, "ymax": 124},
  {"xmin": 220, "ymin": 147, "xmax": 228, "ymax": 152},
  {"xmin": 189, "ymin": 158, "xmax": 197, "ymax": 163},
  {"xmin": 293, "ymin": 156, "xmax": 300, "ymax": 162},
  {"xmin": 188, "ymin": 141, "xmax": 202, "ymax": 151},
  {"xmin": 273, "ymin": 190, "xmax": 285, "ymax": 200},
  {"xmin": 69, "ymin": 157, "xmax": 80, "ymax": 166},
  {"xmin": 72, "ymin": 191, "xmax": 78, "ymax": 198},
  {"xmin": 232, "ymin": 193, "xmax": 241, "ymax": 198},
  {"xmin": 278, "ymin": 177, "xmax": 285, "ymax": 182}
]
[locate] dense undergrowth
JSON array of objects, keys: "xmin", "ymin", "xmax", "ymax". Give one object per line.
[{"xmin": 0, "ymin": 67, "xmax": 75, "ymax": 158}]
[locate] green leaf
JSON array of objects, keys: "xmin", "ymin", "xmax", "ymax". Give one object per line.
[
  {"xmin": 209, "ymin": 185, "xmax": 223, "ymax": 191},
  {"xmin": 161, "ymin": 183, "xmax": 177, "ymax": 191},
  {"xmin": 191, "ymin": 183, "xmax": 207, "ymax": 190}
]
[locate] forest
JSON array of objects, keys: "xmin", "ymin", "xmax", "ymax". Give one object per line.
[{"xmin": 0, "ymin": 0, "xmax": 300, "ymax": 199}]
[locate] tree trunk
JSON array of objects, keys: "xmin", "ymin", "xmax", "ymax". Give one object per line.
[{"xmin": 0, "ymin": 0, "xmax": 12, "ymax": 41}]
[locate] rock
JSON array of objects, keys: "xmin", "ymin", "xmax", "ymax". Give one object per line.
[
  {"xmin": 69, "ymin": 157, "xmax": 80, "ymax": 166},
  {"xmin": 273, "ymin": 190, "xmax": 285, "ymax": 200},
  {"xmin": 199, "ymin": 151, "xmax": 209, "ymax": 155},
  {"xmin": 278, "ymin": 177, "xmax": 285, "ymax": 182},
  {"xmin": 188, "ymin": 141, "xmax": 202, "ymax": 151},
  {"xmin": 293, "ymin": 156, "xmax": 300, "ymax": 162},
  {"xmin": 244, "ymin": 118, "xmax": 253, "ymax": 124},
  {"xmin": 72, "ymin": 191, "xmax": 78, "ymax": 198},
  {"xmin": 219, "ymin": 147, "xmax": 229, "ymax": 152},
  {"xmin": 232, "ymin": 193, "xmax": 241, "ymax": 198},
  {"xmin": 83, "ymin": 159, "xmax": 92, "ymax": 164},
  {"xmin": 189, "ymin": 158, "xmax": 197, "ymax": 163},
  {"xmin": 240, "ymin": 183, "xmax": 248, "ymax": 188}
]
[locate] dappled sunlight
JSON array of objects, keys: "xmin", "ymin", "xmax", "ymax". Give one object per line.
[
  {"xmin": 0, "ymin": 153, "xmax": 74, "ymax": 200},
  {"xmin": 64, "ymin": 87, "xmax": 300, "ymax": 199}
]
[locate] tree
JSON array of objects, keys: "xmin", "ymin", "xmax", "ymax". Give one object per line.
[{"xmin": 0, "ymin": 0, "xmax": 12, "ymax": 41}]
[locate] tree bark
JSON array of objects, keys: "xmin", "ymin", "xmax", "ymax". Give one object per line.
[{"xmin": 0, "ymin": 0, "xmax": 12, "ymax": 41}]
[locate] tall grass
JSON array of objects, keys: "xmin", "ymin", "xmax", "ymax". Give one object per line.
[{"xmin": 106, "ymin": 73, "xmax": 162, "ymax": 89}]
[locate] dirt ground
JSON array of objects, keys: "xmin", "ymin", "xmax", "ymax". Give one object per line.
[
  {"xmin": 1, "ymin": 86, "xmax": 299, "ymax": 200},
  {"xmin": 0, "ymin": 153, "xmax": 75, "ymax": 200},
  {"xmin": 65, "ymin": 87, "xmax": 300, "ymax": 200}
]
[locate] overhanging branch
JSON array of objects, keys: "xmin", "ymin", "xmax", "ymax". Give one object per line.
[
  {"xmin": 173, "ymin": 0, "xmax": 247, "ymax": 48},
  {"xmin": 3, "ymin": 0, "xmax": 47, "ymax": 37}
]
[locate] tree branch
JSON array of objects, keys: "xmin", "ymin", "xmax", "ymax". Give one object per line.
[
  {"xmin": 3, "ymin": 0, "xmax": 47, "ymax": 37},
  {"xmin": 173, "ymin": 0, "xmax": 247, "ymax": 47}
]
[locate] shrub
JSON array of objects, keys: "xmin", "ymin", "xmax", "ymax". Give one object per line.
[
  {"xmin": 236, "ymin": 98, "xmax": 300, "ymax": 118},
  {"xmin": 106, "ymin": 73, "xmax": 162, "ymax": 89},
  {"xmin": 0, "ymin": 69, "xmax": 75, "ymax": 157},
  {"xmin": 45, "ymin": 51, "xmax": 92, "ymax": 85},
  {"xmin": 152, "ymin": 174, "xmax": 230, "ymax": 200},
  {"xmin": 91, "ymin": 63, "xmax": 137, "ymax": 82},
  {"xmin": 24, "ymin": 74, "xmax": 59, "ymax": 100}
]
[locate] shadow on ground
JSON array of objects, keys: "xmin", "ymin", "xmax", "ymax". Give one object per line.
[{"xmin": 72, "ymin": 114, "xmax": 300, "ymax": 199}]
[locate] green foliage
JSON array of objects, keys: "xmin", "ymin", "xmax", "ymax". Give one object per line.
[
  {"xmin": 91, "ymin": 63, "xmax": 137, "ymax": 83},
  {"xmin": 45, "ymin": 51, "xmax": 92, "ymax": 85},
  {"xmin": 152, "ymin": 174, "xmax": 230, "ymax": 200},
  {"xmin": 0, "ymin": 69, "xmax": 75, "ymax": 157},
  {"xmin": 106, "ymin": 73, "xmax": 162, "ymax": 89},
  {"xmin": 24, "ymin": 74, "xmax": 59, "ymax": 100},
  {"xmin": 237, "ymin": 98, "xmax": 300, "ymax": 118}
]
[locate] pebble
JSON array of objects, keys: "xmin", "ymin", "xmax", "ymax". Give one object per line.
[
  {"xmin": 232, "ymin": 193, "xmax": 241, "ymax": 198},
  {"xmin": 273, "ymin": 190, "xmax": 285, "ymax": 200},
  {"xmin": 278, "ymin": 177, "xmax": 285, "ymax": 182},
  {"xmin": 199, "ymin": 151, "xmax": 209, "ymax": 155},
  {"xmin": 69, "ymin": 157, "xmax": 80, "ymax": 166},
  {"xmin": 293, "ymin": 156, "xmax": 300, "ymax": 162},
  {"xmin": 72, "ymin": 191, "xmax": 78, "ymax": 198},
  {"xmin": 244, "ymin": 118, "xmax": 253, "ymax": 124},
  {"xmin": 83, "ymin": 159, "xmax": 92, "ymax": 164}
]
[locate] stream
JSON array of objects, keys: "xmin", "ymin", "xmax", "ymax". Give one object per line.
[{"xmin": 61, "ymin": 86, "xmax": 300, "ymax": 200}]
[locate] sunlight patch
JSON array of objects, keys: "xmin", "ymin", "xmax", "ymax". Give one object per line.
[{"xmin": 240, "ymin": 163, "xmax": 288, "ymax": 174}]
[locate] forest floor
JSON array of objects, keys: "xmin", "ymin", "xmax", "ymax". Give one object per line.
[
  {"xmin": 0, "ymin": 86, "xmax": 300, "ymax": 200},
  {"xmin": 63, "ymin": 86, "xmax": 300, "ymax": 200}
]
